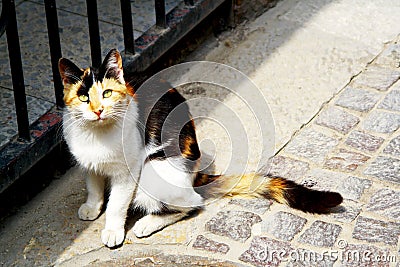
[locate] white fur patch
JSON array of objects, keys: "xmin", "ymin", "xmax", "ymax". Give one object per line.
[{"xmin": 134, "ymin": 158, "xmax": 203, "ymax": 211}]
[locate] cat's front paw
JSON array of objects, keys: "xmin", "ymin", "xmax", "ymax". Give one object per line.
[
  {"xmin": 101, "ymin": 228, "xmax": 125, "ymax": 247},
  {"xmin": 78, "ymin": 203, "xmax": 101, "ymax": 220}
]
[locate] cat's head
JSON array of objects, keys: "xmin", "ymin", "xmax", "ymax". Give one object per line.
[{"xmin": 59, "ymin": 49, "xmax": 135, "ymax": 126}]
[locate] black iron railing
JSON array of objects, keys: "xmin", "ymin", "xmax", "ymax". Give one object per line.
[{"xmin": 3, "ymin": 0, "xmax": 30, "ymax": 141}]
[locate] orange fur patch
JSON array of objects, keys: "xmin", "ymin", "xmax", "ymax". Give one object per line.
[
  {"xmin": 181, "ymin": 134, "xmax": 196, "ymax": 159},
  {"xmin": 267, "ymin": 177, "xmax": 288, "ymax": 204}
]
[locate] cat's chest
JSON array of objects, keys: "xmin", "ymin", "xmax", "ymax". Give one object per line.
[{"xmin": 68, "ymin": 128, "xmax": 124, "ymax": 167}]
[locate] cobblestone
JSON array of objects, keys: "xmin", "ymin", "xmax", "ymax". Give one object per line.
[
  {"xmin": 378, "ymin": 89, "xmax": 400, "ymax": 111},
  {"xmin": 383, "ymin": 135, "xmax": 400, "ymax": 157},
  {"xmin": 336, "ymin": 176, "xmax": 372, "ymax": 200},
  {"xmin": 332, "ymin": 200, "xmax": 362, "ymax": 223},
  {"xmin": 239, "ymin": 236, "xmax": 292, "ymax": 267},
  {"xmin": 266, "ymin": 156, "xmax": 310, "ymax": 181},
  {"xmin": 335, "ymin": 87, "xmax": 381, "ymax": 112},
  {"xmin": 228, "ymin": 198, "xmax": 272, "ymax": 214},
  {"xmin": 315, "ymin": 107, "xmax": 360, "ymax": 134},
  {"xmin": 364, "ymin": 156, "xmax": 400, "ymax": 184},
  {"xmin": 352, "ymin": 65, "xmax": 400, "ymax": 91},
  {"xmin": 298, "ymin": 221, "xmax": 342, "ymax": 247},
  {"xmin": 192, "ymin": 235, "xmax": 230, "ymax": 254},
  {"xmin": 324, "ymin": 149, "xmax": 370, "ymax": 172},
  {"xmin": 352, "ymin": 216, "xmax": 400, "ymax": 245},
  {"xmin": 132, "ymin": 254, "xmax": 241, "ymax": 267},
  {"xmin": 362, "ymin": 110, "xmax": 400, "ymax": 133},
  {"xmin": 375, "ymin": 42, "xmax": 400, "ymax": 68},
  {"xmin": 366, "ymin": 188, "xmax": 400, "ymax": 220},
  {"xmin": 284, "ymin": 129, "xmax": 338, "ymax": 164},
  {"xmin": 301, "ymin": 169, "xmax": 348, "ymax": 191},
  {"xmin": 205, "ymin": 211, "xmax": 261, "ymax": 242},
  {"xmin": 261, "ymin": 211, "xmax": 307, "ymax": 241},
  {"xmin": 345, "ymin": 131, "xmax": 384, "ymax": 152}
]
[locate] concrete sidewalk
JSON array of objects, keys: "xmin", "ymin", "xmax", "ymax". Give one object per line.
[{"xmin": 1, "ymin": 0, "xmax": 400, "ymax": 266}]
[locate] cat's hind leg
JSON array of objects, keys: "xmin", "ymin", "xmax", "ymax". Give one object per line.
[
  {"xmin": 132, "ymin": 212, "xmax": 188, "ymax": 238},
  {"xmin": 132, "ymin": 159, "xmax": 203, "ymax": 238},
  {"xmin": 78, "ymin": 172, "xmax": 105, "ymax": 221}
]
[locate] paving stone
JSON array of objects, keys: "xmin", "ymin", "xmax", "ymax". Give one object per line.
[
  {"xmin": 345, "ymin": 131, "xmax": 385, "ymax": 152},
  {"xmin": 284, "ymin": 129, "xmax": 339, "ymax": 164},
  {"xmin": 383, "ymin": 135, "xmax": 400, "ymax": 157},
  {"xmin": 298, "ymin": 221, "xmax": 342, "ymax": 247},
  {"xmin": 315, "ymin": 107, "xmax": 360, "ymax": 134},
  {"xmin": 341, "ymin": 243, "xmax": 391, "ymax": 267},
  {"xmin": 239, "ymin": 236, "xmax": 292, "ymax": 267},
  {"xmin": 375, "ymin": 42, "xmax": 400, "ymax": 68},
  {"xmin": 261, "ymin": 212, "xmax": 307, "ymax": 241},
  {"xmin": 324, "ymin": 149, "xmax": 370, "ymax": 172},
  {"xmin": 336, "ymin": 176, "xmax": 372, "ymax": 200},
  {"xmin": 352, "ymin": 216, "xmax": 400, "ymax": 245},
  {"xmin": 301, "ymin": 169, "xmax": 348, "ymax": 191},
  {"xmin": 363, "ymin": 111, "xmax": 400, "ymax": 133},
  {"xmin": 335, "ymin": 87, "xmax": 381, "ymax": 112},
  {"xmin": 192, "ymin": 235, "xmax": 230, "ymax": 254},
  {"xmin": 352, "ymin": 66, "xmax": 400, "ymax": 91},
  {"xmin": 366, "ymin": 188, "xmax": 400, "ymax": 220},
  {"xmin": 125, "ymin": 254, "xmax": 242, "ymax": 267},
  {"xmin": 205, "ymin": 211, "xmax": 261, "ymax": 242},
  {"xmin": 378, "ymin": 90, "xmax": 400, "ymax": 112},
  {"xmin": 229, "ymin": 198, "xmax": 272, "ymax": 214},
  {"xmin": 265, "ymin": 156, "xmax": 310, "ymax": 181},
  {"xmin": 364, "ymin": 156, "xmax": 400, "ymax": 184},
  {"xmin": 331, "ymin": 200, "xmax": 362, "ymax": 223},
  {"xmin": 286, "ymin": 248, "xmax": 336, "ymax": 267}
]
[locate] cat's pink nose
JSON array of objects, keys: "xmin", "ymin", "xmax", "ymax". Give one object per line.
[{"xmin": 94, "ymin": 109, "xmax": 103, "ymax": 117}]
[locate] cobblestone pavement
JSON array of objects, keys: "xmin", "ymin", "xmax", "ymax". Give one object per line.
[
  {"xmin": 1, "ymin": 36, "xmax": 398, "ymax": 267},
  {"xmin": 1, "ymin": 2, "xmax": 400, "ymax": 267},
  {"xmin": 75, "ymin": 35, "xmax": 400, "ymax": 266}
]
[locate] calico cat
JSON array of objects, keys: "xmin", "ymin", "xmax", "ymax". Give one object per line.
[{"xmin": 59, "ymin": 49, "xmax": 343, "ymax": 248}]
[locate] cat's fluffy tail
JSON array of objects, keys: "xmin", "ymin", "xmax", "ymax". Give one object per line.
[{"xmin": 194, "ymin": 172, "xmax": 343, "ymax": 214}]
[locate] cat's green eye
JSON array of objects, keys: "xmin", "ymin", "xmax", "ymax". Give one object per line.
[
  {"xmin": 78, "ymin": 94, "xmax": 89, "ymax": 102},
  {"xmin": 103, "ymin": 89, "xmax": 112, "ymax": 98}
]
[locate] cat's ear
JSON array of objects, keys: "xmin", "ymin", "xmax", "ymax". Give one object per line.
[
  {"xmin": 58, "ymin": 58, "xmax": 84, "ymax": 86},
  {"xmin": 100, "ymin": 49, "xmax": 125, "ymax": 84}
]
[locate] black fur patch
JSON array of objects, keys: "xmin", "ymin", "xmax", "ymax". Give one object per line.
[
  {"xmin": 77, "ymin": 69, "xmax": 94, "ymax": 96},
  {"xmin": 137, "ymin": 80, "xmax": 200, "ymax": 171},
  {"xmin": 282, "ymin": 179, "xmax": 343, "ymax": 214}
]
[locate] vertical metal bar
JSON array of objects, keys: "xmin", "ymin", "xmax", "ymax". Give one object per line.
[
  {"xmin": 6, "ymin": 0, "xmax": 30, "ymax": 140},
  {"xmin": 86, "ymin": 0, "xmax": 102, "ymax": 67},
  {"xmin": 155, "ymin": 0, "xmax": 166, "ymax": 28},
  {"xmin": 120, "ymin": 0, "xmax": 135, "ymax": 54},
  {"xmin": 0, "ymin": 0, "xmax": 9, "ymax": 37},
  {"xmin": 184, "ymin": 0, "xmax": 194, "ymax": 6},
  {"xmin": 44, "ymin": 0, "xmax": 64, "ymax": 108}
]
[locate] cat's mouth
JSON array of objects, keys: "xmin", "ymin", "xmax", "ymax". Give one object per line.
[
  {"xmin": 88, "ymin": 116, "xmax": 111, "ymax": 125},
  {"xmin": 96, "ymin": 117, "xmax": 110, "ymax": 123}
]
